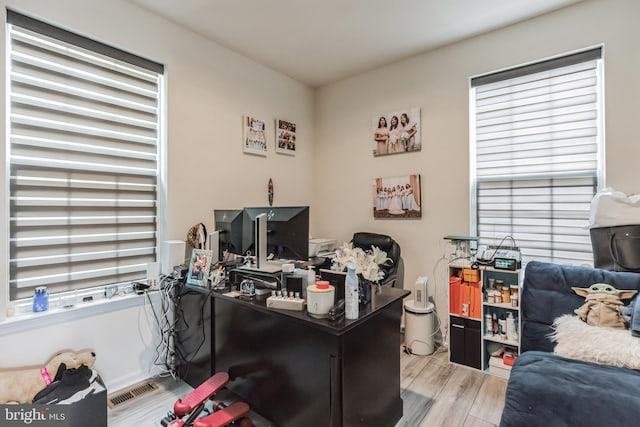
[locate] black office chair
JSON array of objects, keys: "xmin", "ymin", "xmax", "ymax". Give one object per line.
[{"xmin": 351, "ymin": 232, "xmax": 401, "ymax": 288}]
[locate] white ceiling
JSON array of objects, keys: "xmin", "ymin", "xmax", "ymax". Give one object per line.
[{"xmin": 130, "ymin": 0, "xmax": 582, "ymax": 88}]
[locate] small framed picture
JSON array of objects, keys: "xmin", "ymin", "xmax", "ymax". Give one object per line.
[
  {"xmin": 275, "ymin": 119, "xmax": 296, "ymax": 155},
  {"xmin": 372, "ymin": 174, "xmax": 422, "ymax": 218},
  {"xmin": 243, "ymin": 115, "xmax": 267, "ymax": 156},
  {"xmin": 186, "ymin": 249, "xmax": 213, "ymax": 287}
]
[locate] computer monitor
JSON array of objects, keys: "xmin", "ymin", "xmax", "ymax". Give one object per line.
[
  {"xmin": 242, "ymin": 206, "xmax": 310, "ymax": 260},
  {"xmin": 214, "ymin": 209, "xmax": 244, "ymax": 260}
]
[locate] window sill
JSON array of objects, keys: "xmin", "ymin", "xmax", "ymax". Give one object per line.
[{"xmin": 0, "ymin": 290, "xmax": 161, "ymax": 337}]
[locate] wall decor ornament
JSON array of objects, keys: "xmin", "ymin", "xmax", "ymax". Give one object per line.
[
  {"xmin": 372, "ymin": 107, "xmax": 421, "ymax": 156},
  {"xmin": 372, "ymin": 174, "xmax": 422, "ymax": 218},
  {"xmin": 275, "ymin": 118, "xmax": 296, "ymax": 155},
  {"xmin": 268, "ymin": 178, "xmax": 274, "ymax": 206},
  {"xmin": 243, "ymin": 115, "xmax": 267, "ymax": 156}
]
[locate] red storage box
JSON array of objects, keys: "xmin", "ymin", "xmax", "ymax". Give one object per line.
[{"xmin": 503, "ymin": 353, "xmax": 517, "ymax": 366}]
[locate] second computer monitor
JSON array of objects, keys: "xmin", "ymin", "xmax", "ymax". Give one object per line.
[
  {"xmin": 242, "ymin": 206, "xmax": 309, "ymax": 260},
  {"xmin": 214, "ymin": 209, "xmax": 244, "ymax": 260}
]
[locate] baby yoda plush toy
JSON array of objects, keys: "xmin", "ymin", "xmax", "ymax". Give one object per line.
[{"xmin": 572, "ymin": 283, "xmax": 638, "ymax": 329}]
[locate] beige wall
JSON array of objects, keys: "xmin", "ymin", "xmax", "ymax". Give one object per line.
[
  {"xmin": 1, "ymin": 0, "xmax": 638, "ymax": 390},
  {"xmin": 0, "ymin": 0, "xmax": 315, "ymax": 389},
  {"xmin": 314, "ymin": 0, "xmax": 640, "ymax": 331},
  {"xmin": 2, "ymin": 0, "xmax": 316, "ymax": 240}
]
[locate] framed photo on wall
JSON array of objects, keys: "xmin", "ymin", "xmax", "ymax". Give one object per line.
[
  {"xmin": 372, "ymin": 107, "xmax": 421, "ymax": 156},
  {"xmin": 186, "ymin": 249, "xmax": 213, "ymax": 287},
  {"xmin": 372, "ymin": 174, "xmax": 422, "ymax": 218},
  {"xmin": 275, "ymin": 119, "xmax": 296, "ymax": 155},
  {"xmin": 243, "ymin": 115, "xmax": 267, "ymax": 156}
]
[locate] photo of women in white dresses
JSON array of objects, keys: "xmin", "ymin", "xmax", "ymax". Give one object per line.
[
  {"xmin": 372, "ymin": 174, "xmax": 422, "ymax": 218},
  {"xmin": 371, "ymin": 107, "xmax": 421, "ymax": 156}
]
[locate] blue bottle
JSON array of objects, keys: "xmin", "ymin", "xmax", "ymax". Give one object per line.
[
  {"xmin": 345, "ymin": 263, "xmax": 359, "ymax": 320},
  {"xmin": 33, "ymin": 286, "xmax": 49, "ymax": 312}
]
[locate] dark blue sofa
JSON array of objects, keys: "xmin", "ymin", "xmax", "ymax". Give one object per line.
[{"xmin": 499, "ymin": 261, "xmax": 640, "ymax": 427}]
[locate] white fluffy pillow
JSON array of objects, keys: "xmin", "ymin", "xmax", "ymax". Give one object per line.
[{"xmin": 550, "ymin": 315, "xmax": 640, "ymax": 369}]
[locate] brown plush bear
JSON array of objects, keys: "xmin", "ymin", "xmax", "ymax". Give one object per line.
[{"xmin": 0, "ymin": 350, "xmax": 96, "ymax": 404}]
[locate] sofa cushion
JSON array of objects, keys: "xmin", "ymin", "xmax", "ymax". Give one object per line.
[
  {"xmin": 500, "ymin": 351, "xmax": 640, "ymax": 427},
  {"xmin": 551, "ymin": 314, "xmax": 640, "ymax": 369},
  {"xmin": 521, "ymin": 261, "xmax": 640, "ymax": 352}
]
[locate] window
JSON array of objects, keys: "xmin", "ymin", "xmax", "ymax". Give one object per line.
[
  {"xmin": 470, "ymin": 48, "xmax": 603, "ymax": 265},
  {"xmin": 6, "ymin": 11, "xmax": 164, "ymax": 305}
]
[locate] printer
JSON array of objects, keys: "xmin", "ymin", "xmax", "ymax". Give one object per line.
[{"xmin": 308, "ymin": 238, "xmax": 337, "ymax": 257}]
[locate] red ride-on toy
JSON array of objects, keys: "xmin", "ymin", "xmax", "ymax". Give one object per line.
[{"xmin": 160, "ymin": 372, "xmax": 251, "ymax": 427}]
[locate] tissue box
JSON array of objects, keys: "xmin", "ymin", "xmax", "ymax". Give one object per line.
[{"xmin": 489, "ymin": 356, "xmax": 513, "ymax": 379}]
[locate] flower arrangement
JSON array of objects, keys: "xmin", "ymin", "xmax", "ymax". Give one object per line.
[{"xmin": 332, "ymin": 242, "xmax": 392, "ymax": 282}]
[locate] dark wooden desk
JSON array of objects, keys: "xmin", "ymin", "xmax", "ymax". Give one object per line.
[{"xmin": 177, "ymin": 285, "xmax": 409, "ymax": 427}]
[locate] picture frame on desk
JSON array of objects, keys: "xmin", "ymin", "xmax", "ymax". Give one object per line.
[{"xmin": 187, "ymin": 249, "xmax": 213, "ymax": 287}]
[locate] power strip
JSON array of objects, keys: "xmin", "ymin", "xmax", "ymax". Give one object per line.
[{"xmin": 266, "ymin": 295, "xmax": 305, "ymax": 311}]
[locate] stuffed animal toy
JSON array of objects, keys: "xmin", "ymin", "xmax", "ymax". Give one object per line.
[
  {"xmin": 572, "ymin": 283, "xmax": 637, "ymax": 329},
  {"xmin": 0, "ymin": 350, "xmax": 96, "ymax": 404}
]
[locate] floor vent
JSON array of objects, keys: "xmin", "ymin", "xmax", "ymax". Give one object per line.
[{"xmin": 108, "ymin": 379, "xmax": 161, "ymax": 409}]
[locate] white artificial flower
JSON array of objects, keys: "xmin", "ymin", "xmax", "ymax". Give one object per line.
[
  {"xmin": 332, "ymin": 242, "xmax": 391, "ymax": 282},
  {"xmin": 370, "ymin": 246, "xmax": 391, "ymax": 266}
]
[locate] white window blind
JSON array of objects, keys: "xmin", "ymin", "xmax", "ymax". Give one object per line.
[
  {"xmin": 471, "ymin": 48, "xmax": 603, "ymax": 265},
  {"xmin": 7, "ymin": 11, "xmax": 164, "ymax": 300}
]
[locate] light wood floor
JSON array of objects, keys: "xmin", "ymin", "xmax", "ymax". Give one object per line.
[{"xmin": 108, "ymin": 346, "xmax": 507, "ymax": 427}]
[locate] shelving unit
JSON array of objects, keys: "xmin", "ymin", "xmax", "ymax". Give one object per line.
[
  {"xmin": 448, "ymin": 262, "xmax": 522, "ymax": 378},
  {"xmin": 481, "ymin": 267, "xmax": 521, "ymax": 379},
  {"xmin": 448, "ymin": 262, "xmax": 482, "ymax": 369}
]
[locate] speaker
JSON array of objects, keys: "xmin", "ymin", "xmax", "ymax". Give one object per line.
[
  {"xmin": 162, "ymin": 240, "xmax": 187, "ymax": 275},
  {"xmin": 414, "ymin": 276, "xmax": 429, "ymax": 309}
]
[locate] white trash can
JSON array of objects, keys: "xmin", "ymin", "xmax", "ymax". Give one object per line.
[{"xmin": 403, "ymin": 299, "xmax": 435, "ymax": 355}]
